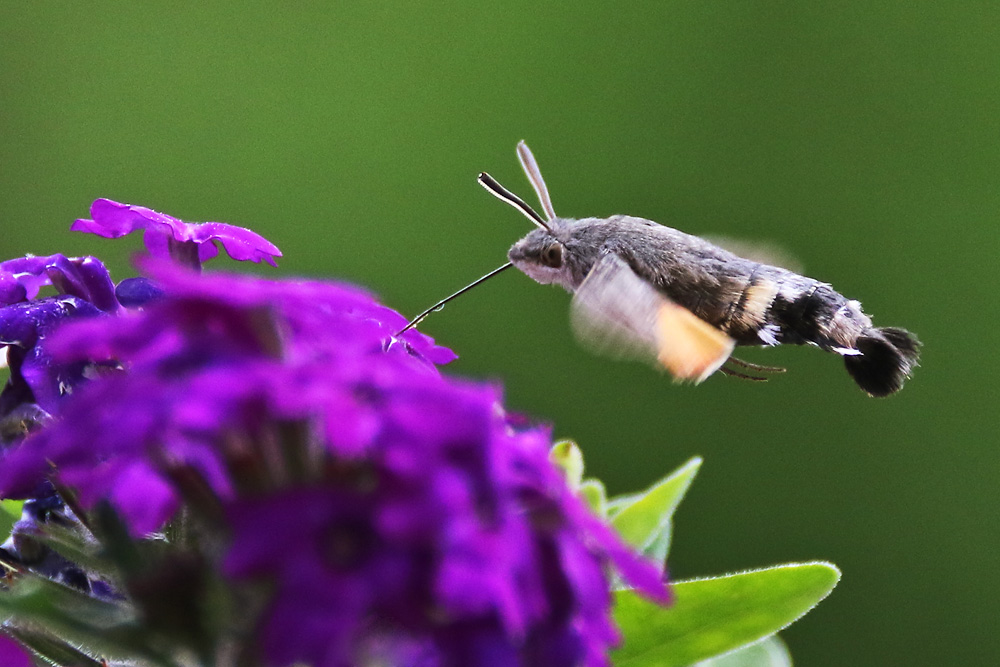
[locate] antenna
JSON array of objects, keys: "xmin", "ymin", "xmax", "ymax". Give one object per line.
[
  {"xmin": 399, "ymin": 144, "xmax": 556, "ymax": 335},
  {"xmin": 516, "ymin": 141, "xmax": 556, "ymax": 221},
  {"xmin": 478, "ymin": 173, "xmax": 551, "ymax": 232},
  {"xmin": 396, "ymin": 262, "xmax": 514, "ymax": 336}
]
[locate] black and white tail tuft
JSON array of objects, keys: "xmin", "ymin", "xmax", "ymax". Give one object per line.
[{"xmin": 843, "ymin": 327, "xmax": 921, "ymax": 397}]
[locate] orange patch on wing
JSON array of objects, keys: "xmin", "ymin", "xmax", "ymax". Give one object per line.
[{"xmin": 655, "ymin": 303, "xmax": 736, "ymax": 383}]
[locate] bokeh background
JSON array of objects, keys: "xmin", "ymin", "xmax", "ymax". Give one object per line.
[{"xmin": 2, "ymin": 3, "xmax": 996, "ymax": 665}]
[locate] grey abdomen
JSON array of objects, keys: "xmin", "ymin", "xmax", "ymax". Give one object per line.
[
  {"xmin": 603, "ymin": 216, "xmax": 872, "ymax": 351},
  {"xmin": 726, "ymin": 267, "xmax": 871, "ymax": 352},
  {"xmin": 585, "ymin": 216, "xmax": 920, "ymax": 395}
]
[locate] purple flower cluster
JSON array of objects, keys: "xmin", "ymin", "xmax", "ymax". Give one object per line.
[{"xmin": 0, "ymin": 199, "xmax": 668, "ymax": 666}]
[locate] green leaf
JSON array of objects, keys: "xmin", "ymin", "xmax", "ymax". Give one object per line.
[
  {"xmin": 612, "ymin": 561, "xmax": 840, "ymax": 666},
  {"xmin": 0, "ymin": 577, "xmax": 167, "ymax": 664},
  {"xmin": 8, "ymin": 627, "xmax": 107, "ymax": 667},
  {"xmin": 35, "ymin": 521, "xmax": 117, "ymax": 576},
  {"xmin": 692, "ymin": 636, "xmax": 792, "ymax": 667},
  {"xmin": 579, "ymin": 478, "xmax": 608, "ymax": 517},
  {"xmin": 549, "ymin": 440, "xmax": 585, "ymax": 488},
  {"xmin": 610, "ymin": 456, "xmax": 701, "ymax": 558},
  {"xmin": 641, "ymin": 528, "xmax": 672, "ymax": 573},
  {"xmin": 0, "ymin": 499, "xmax": 22, "ymax": 540},
  {"xmin": 0, "ymin": 499, "xmax": 22, "ymax": 519}
]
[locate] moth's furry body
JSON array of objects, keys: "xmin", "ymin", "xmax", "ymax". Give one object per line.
[
  {"xmin": 509, "ymin": 212, "xmax": 920, "ymax": 396},
  {"xmin": 511, "ymin": 215, "xmax": 858, "ymax": 351},
  {"xmin": 399, "ymin": 142, "xmax": 921, "ymax": 396}
]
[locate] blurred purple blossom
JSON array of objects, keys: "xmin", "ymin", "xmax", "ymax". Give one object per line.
[
  {"xmin": 223, "ymin": 376, "xmax": 667, "ymax": 666},
  {"xmin": 0, "ymin": 634, "xmax": 33, "ymax": 667},
  {"xmin": 0, "ymin": 203, "xmax": 668, "ymax": 666},
  {"xmin": 113, "ymin": 276, "xmax": 165, "ymax": 307},
  {"xmin": 72, "ymin": 198, "xmax": 282, "ymax": 268},
  {"xmin": 0, "ymin": 260, "xmax": 457, "ymax": 531}
]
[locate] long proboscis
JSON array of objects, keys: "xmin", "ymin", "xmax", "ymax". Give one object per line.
[
  {"xmin": 395, "ymin": 262, "xmax": 514, "ymax": 336},
  {"xmin": 398, "ymin": 149, "xmax": 553, "ymax": 336}
]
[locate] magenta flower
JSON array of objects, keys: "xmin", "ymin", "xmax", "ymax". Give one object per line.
[
  {"xmin": 0, "ymin": 201, "xmax": 669, "ymax": 666},
  {"xmin": 72, "ymin": 198, "xmax": 282, "ymax": 268},
  {"xmin": 225, "ymin": 377, "xmax": 666, "ymax": 667},
  {"xmin": 0, "ymin": 261, "xmax": 456, "ymax": 531},
  {"xmin": 0, "ymin": 260, "xmax": 667, "ymax": 665}
]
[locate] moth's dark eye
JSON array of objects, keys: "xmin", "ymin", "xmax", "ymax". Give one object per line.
[{"xmin": 541, "ymin": 243, "xmax": 564, "ymax": 268}]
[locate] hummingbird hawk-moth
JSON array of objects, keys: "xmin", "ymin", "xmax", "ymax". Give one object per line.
[{"xmin": 401, "ymin": 142, "xmax": 920, "ymax": 396}]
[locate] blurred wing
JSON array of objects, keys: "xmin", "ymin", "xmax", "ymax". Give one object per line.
[
  {"xmin": 570, "ymin": 254, "xmax": 735, "ymax": 383},
  {"xmin": 702, "ymin": 235, "xmax": 803, "ymax": 274}
]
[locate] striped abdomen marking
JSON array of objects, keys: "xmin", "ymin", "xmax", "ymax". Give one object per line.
[{"xmin": 721, "ymin": 265, "xmax": 782, "ymax": 344}]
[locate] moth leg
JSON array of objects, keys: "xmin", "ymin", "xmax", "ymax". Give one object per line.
[
  {"xmin": 726, "ymin": 356, "xmax": 787, "ymax": 374},
  {"xmin": 719, "ymin": 364, "xmax": 769, "ymax": 382}
]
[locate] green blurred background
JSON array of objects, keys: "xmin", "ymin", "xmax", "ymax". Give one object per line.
[{"xmin": 1, "ymin": 3, "xmax": 996, "ymax": 664}]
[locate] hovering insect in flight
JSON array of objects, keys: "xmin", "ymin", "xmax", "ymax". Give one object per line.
[{"xmin": 400, "ymin": 142, "xmax": 920, "ymax": 396}]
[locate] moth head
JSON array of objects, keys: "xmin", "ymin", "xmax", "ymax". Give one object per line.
[
  {"xmin": 397, "ymin": 143, "xmax": 569, "ymax": 337},
  {"xmin": 507, "ymin": 229, "xmax": 574, "ymax": 287},
  {"xmin": 480, "ymin": 141, "xmax": 578, "ymax": 287}
]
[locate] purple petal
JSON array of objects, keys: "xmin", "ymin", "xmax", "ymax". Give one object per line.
[
  {"xmin": 0, "ymin": 634, "xmax": 33, "ymax": 667},
  {"xmin": 72, "ymin": 199, "xmax": 281, "ymax": 267},
  {"xmin": 0, "ymin": 254, "xmax": 118, "ymax": 311},
  {"xmin": 108, "ymin": 462, "xmax": 179, "ymax": 536},
  {"xmin": 0, "ymin": 296, "xmax": 104, "ymax": 412},
  {"xmin": 114, "ymin": 277, "xmax": 165, "ymax": 308}
]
